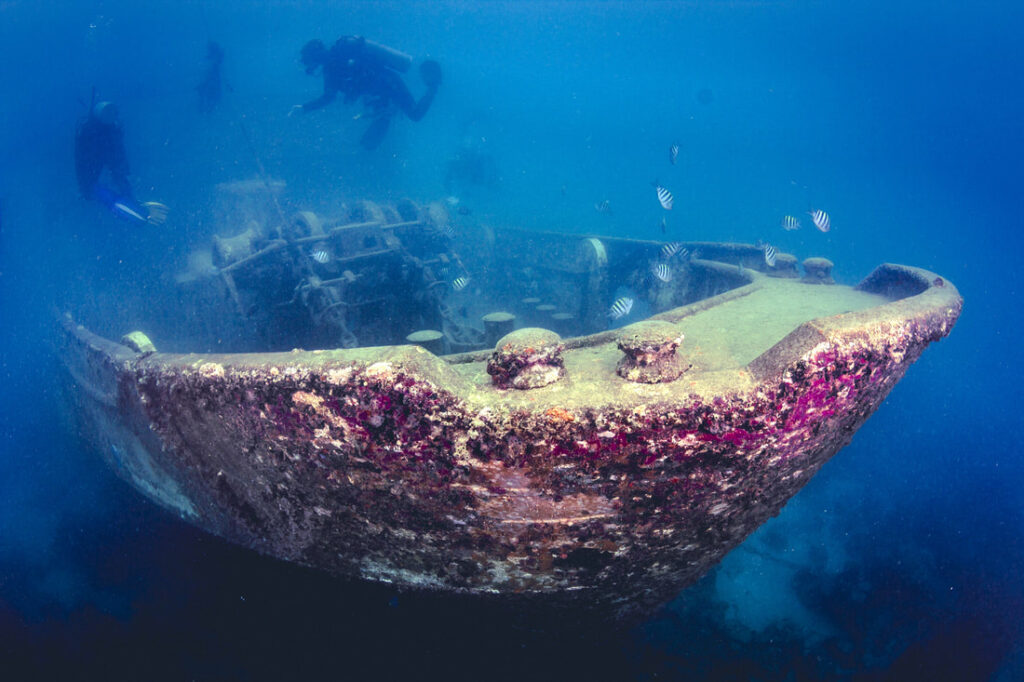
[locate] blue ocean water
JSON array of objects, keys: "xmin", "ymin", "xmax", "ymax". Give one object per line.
[{"xmin": 1, "ymin": 0, "xmax": 1022, "ymax": 679}]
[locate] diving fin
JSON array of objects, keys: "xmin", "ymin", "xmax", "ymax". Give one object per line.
[{"xmin": 142, "ymin": 201, "xmax": 169, "ymax": 225}]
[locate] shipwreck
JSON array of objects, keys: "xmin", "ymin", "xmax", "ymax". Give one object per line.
[{"xmin": 58, "ymin": 189, "xmax": 962, "ymax": 620}]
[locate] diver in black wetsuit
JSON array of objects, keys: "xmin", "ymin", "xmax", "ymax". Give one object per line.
[
  {"xmin": 74, "ymin": 101, "xmax": 167, "ymax": 226},
  {"xmin": 197, "ymin": 41, "xmax": 226, "ymax": 114},
  {"xmin": 290, "ymin": 36, "xmax": 442, "ymax": 150}
]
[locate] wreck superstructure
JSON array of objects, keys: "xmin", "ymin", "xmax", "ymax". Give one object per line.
[{"xmin": 59, "ymin": 187, "xmax": 962, "ymax": 620}]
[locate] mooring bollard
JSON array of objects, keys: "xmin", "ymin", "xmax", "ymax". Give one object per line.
[
  {"xmin": 802, "ymin": 257, "xmax": 835, "ymax": 285},
  {"xmin": 406, "ymin": 329, "xmax": 445, "ymax": 355},
  {"xmin": 482, "ymin": 312, "xmax": 516, "ymax": 348},
  {"xmin": 616, "ymin": 320, "xmax": 687, "ymax": 383},
  {"xmin": 486, "ymin": 327, "xmax": 565, "ymax": 389}
]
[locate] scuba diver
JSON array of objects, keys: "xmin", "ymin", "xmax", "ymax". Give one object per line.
[
  {"xmin": 197, "ymin": 41, "xmax": 226, "ymax": 114},
  {"xmin": 74, "ymin": 100, "xmax": 167, "ymax": 226},
  {"xmin": 289, "ymin": 36, "xmax": 442, "ymax": 150}
]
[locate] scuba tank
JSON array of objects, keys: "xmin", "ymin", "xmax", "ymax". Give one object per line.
[
  {"xmin": 334, "ymin": 36, "xmax": 412, "ymax": 73},
  {"xmin": 363, "ymin": 39, "xmax": 412, "ymax": 73}
]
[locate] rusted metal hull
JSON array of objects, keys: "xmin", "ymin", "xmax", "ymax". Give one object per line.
[{"xmin": 58, "ymin": 261, "xmax": 961, "ymax": 621}]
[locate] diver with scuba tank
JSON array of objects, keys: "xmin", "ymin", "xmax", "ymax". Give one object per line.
[
  {"xmin": 74, "ymin": 98, "xmax": 168, "ymax": 227},
  {"xmin": 290, "ymin": 36, "xmax": 442, "ymax": 150}
]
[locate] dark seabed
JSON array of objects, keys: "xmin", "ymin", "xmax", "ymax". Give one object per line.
[{"xmin": 1, "ymin": 1, "xmax": 1023, "ymax": 680}]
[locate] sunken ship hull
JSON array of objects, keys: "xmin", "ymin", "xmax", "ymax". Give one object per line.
[{"xmin": 58, "ymin": 204, "xmax": 961, "ymax": 620}]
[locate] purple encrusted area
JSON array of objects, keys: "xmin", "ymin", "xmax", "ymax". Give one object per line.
[
  {"xmin": 121, "ymin": 314, "xmax": 943, "ymax": 620},
  {"xmin": 132, "ymin": 359, "xmax": 476, "ymax": 570}
]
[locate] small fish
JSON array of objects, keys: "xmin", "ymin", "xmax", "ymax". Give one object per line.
[
  {"xmin": 655, "ymin": 184, "xmax": 674, "ymax": 210},
  {"xmin": 445, "ymin": 196, "xmax": 461, "ymax": 207},
  {"xmin": 594, "ymin": 199, "xmax": 613, "ymax": 215},
  {"xmin": 763, "ymin": 244, "xmax": 777, "ymax": 267},
  {"xmin": 608, "ymin": 296, "xmax": 634, "ymax": 320},
  {"xmin": 661, "ymin": 241, "xmax": 686, "ymax": 259},
  {"xmin": 652, "ymin": 263, "xmax": 672, "ymax": 283},
  {"xmin": 660, "ymin": 216, "xmax": 667, "ymax": 234},
  {"xmin": 452, "ymin": 276, "xmax": 470, "ymax": 291},
  {"xmin": 311, "ymin": 247, "xmax": 330, "ymax": 264},
  {"xmin": 781, "ymin": 215, "xmax": 801, "ymax": 231},
  {"xmin": 669, "ymin": 142, "xmax": 680, "ymax": 165},
  {"xmin": 808, "ymin": 209, "xmax": 830, "ymax": 232}
]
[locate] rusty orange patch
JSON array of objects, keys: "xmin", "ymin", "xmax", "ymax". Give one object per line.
[{"xmin": 545, "ymin": 407, "xmax": 575, "ymax": 422}]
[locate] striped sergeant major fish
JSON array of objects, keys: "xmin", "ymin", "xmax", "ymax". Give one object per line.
[
  {"xmin": 452, "ymin": 276, "xmax": 471, "ymax": 291},
  {"xmin": 781, "ymin": 215, "xmax": 800, "ymax": 231},
  {"xmin": 763, "ymin": 243, "xmax": 778, "ymax": 267},
  {"xmin": 669, "ymin": 142, "xmax": 680, "ymax": 165},
  {"xmin": 808, "ymin": 209, "xmax": 831, "ymax": 233},
  {"xmin": 661, "ymin": 241, "xmax": 687, "ymax": 260},
  {"xmin": 608, "ymin": 296, "xmax": 634, "ymax": 320},
  {"xmin": 652, "ymin": 263, "xmax": 672, "ymax": 283},
  {"xmin": 311, "ymin": 245, "xmax": 330, "ymax": 264},
  {"xmin": 654, "ymin": 183, "xmax": 673, "ymax": 210}
]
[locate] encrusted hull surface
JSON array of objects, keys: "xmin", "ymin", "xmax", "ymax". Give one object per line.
[{"xmin": 59, "ymin": 261, "xmax": 961, "ymax": 621}]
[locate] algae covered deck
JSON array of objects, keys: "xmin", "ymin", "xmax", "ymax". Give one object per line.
[
  {"xmin": 674, "ymin": 277, "xmax": 887, "ymax": 369},
  {"xmin": 448, "ymin": 273, "xmax": 890, "ymax": 410}
]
